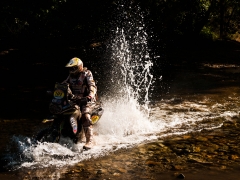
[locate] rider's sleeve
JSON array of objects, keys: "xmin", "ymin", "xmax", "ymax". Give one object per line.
[
  {"xmin": 86, "ymin": 70, "xmax": 97, "ymax": 98},
  {"xmin": 61, "ymin": 75, "xmax": 73, "ymax": 96},
  {"xmin": 62, "ymin": 75, "xmax": 70, "ymax": 84}
]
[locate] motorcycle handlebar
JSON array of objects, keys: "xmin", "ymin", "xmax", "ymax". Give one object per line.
[
  {"xmin": 70, "ymin": 96, "xmax": 88, "ymax": 106},
  {"xmin": 46, "ymin": 89, "xmax": 89, "ymax": 106}
]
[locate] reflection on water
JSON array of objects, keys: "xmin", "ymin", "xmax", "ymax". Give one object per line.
[{"xmin": 203, "ymin": 63, "xmax": 240, "ymax": 68}]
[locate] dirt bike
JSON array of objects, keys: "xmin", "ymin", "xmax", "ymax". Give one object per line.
[{"xmin": 35, "ymin": 82, "xmax": 104, "ymax": 144}]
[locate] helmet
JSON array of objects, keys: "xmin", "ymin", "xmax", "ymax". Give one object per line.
[{"xmin": 65, "ymin": 57, "xmax": 83, "ymax": 74}]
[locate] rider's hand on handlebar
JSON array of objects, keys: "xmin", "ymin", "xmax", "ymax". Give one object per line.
[
  {"xmin": 70, "ymin": 94, "xmax": 76, "ymax": 99},
  {"xmin": 71, "ymin": 94, "xmax": 80, "ymax": 100},
  {"xmin": 86, "ymin": 96, "xmax": 92, "ymax": 102}
]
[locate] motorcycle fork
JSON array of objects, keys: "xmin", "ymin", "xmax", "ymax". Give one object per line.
[
  {"xmin": 59, "ymin": 120, "xmax": 65, "ymax": 134},
  {"xmin": 51, "ymin": 118, "xmax": 62, "ymax": 136},
  {"xmin": 69, "ymin": 109, "xmax": 81, "ymax": 135}
]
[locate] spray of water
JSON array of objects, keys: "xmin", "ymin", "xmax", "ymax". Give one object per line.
[
  {"xmin": 95, "ymin": 3, "xmax": 155, "ymax": 141},
  {"xmin": 108, "ymin": 4, "xmax": 154, "ymax": 107}
]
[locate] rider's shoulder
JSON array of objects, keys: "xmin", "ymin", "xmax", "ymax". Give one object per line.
[{"xmin": 83, "ymin": 67, "xmax": 92, "ymax": 75}]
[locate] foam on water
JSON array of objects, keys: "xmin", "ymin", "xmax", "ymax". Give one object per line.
[{"xmin": 11, "ymin": 96, "xmax": 239, "ymax": 169}]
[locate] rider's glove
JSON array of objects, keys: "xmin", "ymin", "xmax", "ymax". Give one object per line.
[
  {"xmin": 69, "ymin": 94, "xmax": 76, "ymax": 99},
  {"xmin": 70, "ymin": 94, "xmax": 76, "ymax": 99},
  {"xmin": 71, "ymin": 95, "xmax": 81, "ymax": 102},
  {"xmin": 86, "ymin": 96, "xmax": 92, "ymax": 102}
]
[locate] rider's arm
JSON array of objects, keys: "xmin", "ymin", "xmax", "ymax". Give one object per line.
[
  {"xmin": 62, "ymin": 75, "xmax": 70, "ymax": 84},
  {"xmin": 61, "ymin": 75, "xmax": 73, "ymax": 98},
  {"xmin": 86, "ymin": 70, "xmax": 97, "ymax": 99}
]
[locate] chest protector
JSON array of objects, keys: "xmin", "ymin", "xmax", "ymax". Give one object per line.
[{"xmin": 68, "ymin": 71, "xmax": 89, "ymax": 97}]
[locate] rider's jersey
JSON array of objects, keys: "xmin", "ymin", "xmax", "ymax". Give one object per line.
[{"xmin": 64, "ymin": 67, "xmax": 97, "ymax": 100}]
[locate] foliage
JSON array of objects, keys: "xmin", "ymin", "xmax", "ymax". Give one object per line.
[{"xmin": 0, "ymin": 0, "xmax": 239, "ymax": 47}]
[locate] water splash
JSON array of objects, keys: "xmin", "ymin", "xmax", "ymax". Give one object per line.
[{"xmin": 107, "ymin": 3, "xmax": 154, "ymax": 116}]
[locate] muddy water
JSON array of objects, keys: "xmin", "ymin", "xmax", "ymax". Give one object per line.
[{"xmin": 1, "ymin": 53, "xmax": 240, "ymax": 179}]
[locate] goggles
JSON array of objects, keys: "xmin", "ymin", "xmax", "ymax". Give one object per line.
[{"xmin": 70, "ymin": 66, "xmax": 79, "ymax": 71}]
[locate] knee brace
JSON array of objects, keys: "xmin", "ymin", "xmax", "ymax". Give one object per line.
[{"xmin": 82, "ymin": 113, "xmax": 92, "ymax": 127}]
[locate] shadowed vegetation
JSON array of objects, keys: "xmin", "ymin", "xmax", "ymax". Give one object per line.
[{"xmin": 0, "ymin": 0, "xmax": 240, "ymax": 49}]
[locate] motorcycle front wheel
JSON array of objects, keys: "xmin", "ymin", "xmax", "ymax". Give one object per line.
[{"xmin": 35, "ymin": 128, "xmax": 60, "ymax": 143}]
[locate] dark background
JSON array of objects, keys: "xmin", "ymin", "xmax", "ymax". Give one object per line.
[{"xmin": 0, "ymin": 0, "xmax": 240, "ymax": 119}]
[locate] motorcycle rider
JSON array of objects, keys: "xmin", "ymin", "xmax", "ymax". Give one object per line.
[{"xmin": 63, "ymin": 57, "xmax": 97, "ymax": 149}]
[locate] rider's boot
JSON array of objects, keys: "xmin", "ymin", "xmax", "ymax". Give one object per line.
[{"xmin": 83, "ymin": 125, "xmax": 93, "ymax": 150}]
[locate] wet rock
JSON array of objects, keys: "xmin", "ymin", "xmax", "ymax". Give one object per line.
[
  {"xmin": 163, "ymin": 157, "xmax": 171, "ymax": 163},
  {"xmin": 206, "ymin": 147, "xmax": 217, "ymax": 153},
  {"xmin": 177, "ymin": 173, "xmax": 185, "ymax": 179},
  {"xmin": 172, "ymin": 164, "xmax": 184, "ymax": 170},
  {"xmin": 147, "ymin": 144, "xmax": 161, "ymax": 151},
  {"xmin": 164, "ymin": 164, "xmax": 173, "ymax": 169},
  {"xmin": 157, "ymin": 142, "xmax": 166, "ymax": 147},
  {"xmin": 219, "ymin": 160, "xmax": 228, "ymax": 165},
  {"xmin": 218, "ymin": 152, "xmax": 224, "ymax": 155},
  {"xmin": 188, "ymin": 154, "xmax": 212, "ymax": 164},
  {"xmin": 145, "ymin": 161, "xmax": 161, "ymax": 167},
  {"xmin": 205, "ymin": 154, "xmax": 214, "ymax": 160},
  {"xmin": 219, "ymin": 155, "xmax": 229, "ymax": 160},
  {"xmin": 192, "ymin": 146, "xmax": 201, "ymax": 152},
  {"xmin": 195, "ymin": 136, "xmax": 208, "ymax": 141},
  {"xmin": 73, "ymin": 169, "xmax": 81, "ymax": 173},
  {"xmin": 211, "ymin": 143, "xmax": 219, "ymax": 149},
  {"xmin": 117, "ymin": 168, "xmax": 127, "ymax": 173},
  {"xmin": 125, "ymin": 161, "xmax": 132, "ymax": 165},
  {"xmin": 206, "ymin": 135, "xmax": 214, "ymax": 139},
  {"xmin": 23, "ymin": 176, "xmax": 29, "ymax": 180},
  {"xmin": 76, "ymin": 163, "xmax": 85, "ymax": 167},
  {"xmin": 139, "ymin": 147, "xmax": 147, "ymax": 154},
  {"xmin": 220, "ymin": 145, "xmax": 229, "ymax": 151},
  {"xmin": 96, "ymin": 169, "xmax": 106, "ymax": 175},
  {"xmin": 113, "ymin": 172, "xmax": 121, "ymax": 176},
  {"xmin": 95, "ymin": 162, "xmax": 101, "ymax": 166},
  {"xmin": 173, "ymin": 147, "xmax": 184, "ymax": 154},
  {"xmin": 220, "ymin": 165, "xmax": 227, "ymax": 170},
  {"xmin": 170, "ymin": 137, "xmax": 183, "ymax": 141},
  {"xmin": 102, "ymin": 162, "xmax": 112, "ymax": 167},
  {"xmin": 229, "ymin": 155, "xmax": 239, "ymax": 160},
  {"xmin": 183, "ymin": 135, "xmax": 191, "ymax": 139}
]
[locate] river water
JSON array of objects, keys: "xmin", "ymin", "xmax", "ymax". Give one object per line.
[
  {"xmin": 1, "ymin": 53, "xmax": 240, "ymax": 180},
  {"xmin": 1, "ymin": 3, "xmax": 240, "ymax": 180}
]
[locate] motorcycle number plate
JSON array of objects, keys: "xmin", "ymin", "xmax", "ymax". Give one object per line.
[{"xmin": 53, "ymin": 90, "xmax": 64, "ymax": 99}]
